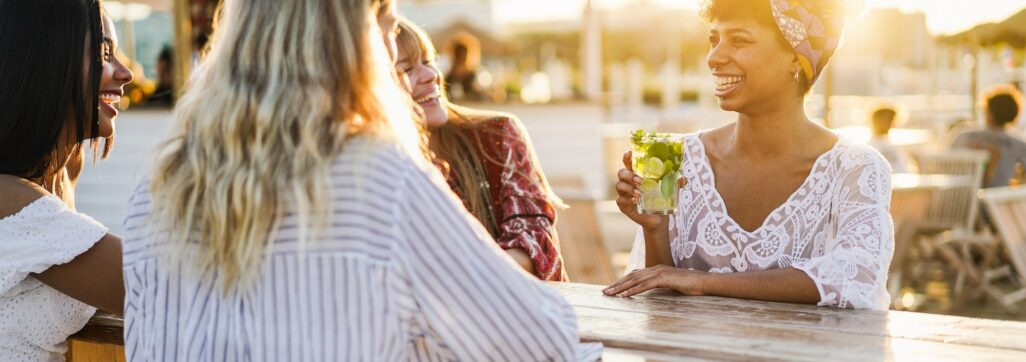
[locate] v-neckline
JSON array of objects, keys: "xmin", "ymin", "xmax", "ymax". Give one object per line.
[{"xmin": 690, "ymin": 133, "xmax": 842, "ymax": 235}]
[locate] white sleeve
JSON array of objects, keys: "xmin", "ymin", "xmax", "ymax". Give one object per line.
[
  {"xmin": 394, "ymin": 158, "xmax": 601, "ymax": 361},
  {"xmin": 0, "ymin": 196, "xmax": 108, "ymax": 294},
  {"xmin": 793, "ymin": 153, "xmax": 894, "ymax": 310}
]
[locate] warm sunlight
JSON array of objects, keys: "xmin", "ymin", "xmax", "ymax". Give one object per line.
[{"xmin": 496, "ymin": 0, "xmax": 1026, "ymax": 35}]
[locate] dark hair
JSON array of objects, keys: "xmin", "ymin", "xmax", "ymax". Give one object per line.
[
  {"xmin": 0, "ymin": 0, "xmax": 105, "ymax": 179},
  {"xmin": 984, "ymin": 87, "xmax": 1023, "ymax": 126},
  {"xmin": 871, "ymin": 106, "xmax": 897, "ymax": 136}
]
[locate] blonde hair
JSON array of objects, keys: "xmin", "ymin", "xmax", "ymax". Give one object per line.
[
  {"xmin": 150, "ymin": 0, "xmax": 414, "ymax": 291},
  {"xmin": 396, "ymin": 20, "xmax": 564, "ymax": 237}
]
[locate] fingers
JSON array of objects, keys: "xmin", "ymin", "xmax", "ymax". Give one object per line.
[
  {"xmin": 616, "ymin": 168, "xmax": 642, "ymax": 205},
  {"xmin": 622, "ymin": 150, "xmax": 634, "ymax": 172},
  {"xmin": 604, "ymin": 269, "xmax": 657, "ymax": 297},
  {"xmin": 678, "ymin": 177, "xmax": 688, "ymax": 188},
  {"xmin": 621, "ymin": 278, "xmax": 661, "ymax": 297}
]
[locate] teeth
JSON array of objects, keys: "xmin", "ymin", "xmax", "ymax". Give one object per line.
[
  {"xmin": 714, "ymin": 76, "xmax": 744, "ymax": 90},
  {"xmin": 100, "ymin": 93, "xmax": 120, "ymax": 104},
  {"xmin": 415, "ymin": 89, "xmax": 440, "ymax": 104}
]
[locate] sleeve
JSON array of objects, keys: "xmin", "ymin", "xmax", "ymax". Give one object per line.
[
  {"xmin": 394, "ymin": 157, "xmax": 600, "ymax": 361},
  {"xmin": 792, "ymin": 152, "xmax": 894, "ymax": 310},
  {"xmin": 483, "ymin": 119, "xmax": 565, "ymax": 281},
  {"xmin": 0, "ymin": 195, "xmax": 108, "ymax": 294}
]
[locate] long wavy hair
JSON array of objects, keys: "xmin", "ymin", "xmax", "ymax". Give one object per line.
[
  {"xmin": 396, "ymin": 20, "xmax": 564, "ymax": 236},
  {"xmin": 150, "ymin": 0, "xmax": 414, "ymax": 290}
]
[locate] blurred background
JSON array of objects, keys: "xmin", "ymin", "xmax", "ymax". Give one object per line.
[{"xmin": 82, "ymin": 0, "xmax": 1026, "ymax": 319}]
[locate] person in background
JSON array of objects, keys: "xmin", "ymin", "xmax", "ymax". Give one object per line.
[
  {"xmin": 445, "ymin": 34, "xmax": 483, "ymax": 101},
  {"xmin": 395, "ymin": 19, "xmax": 568, "ymax": 281},
  {"xmin": 952, "ymin": 85, "xmax": 1026, "ymax": 188},
  {"xmin": 0, "ymin": 1, "xmax": 133, "ymax": 360},
  {"xmin": 121, "ymin": 0, "xmax": 599, "ymax": 360},
  {"xmin": 150, "ymin": 45, "xmax": 175, "ymax": 106},
  {"xmin": 867, "ymin": 105, "xmax": 910, "ymax": 172}
]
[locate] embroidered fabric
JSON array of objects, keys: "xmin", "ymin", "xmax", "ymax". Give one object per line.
[
  {"xmin": 627, "ymin": 134, "xmax": 894, "ymax": 310},
  {"xmin": 0, "ymin": 195, "xmax": 106, "ymax": 361}
]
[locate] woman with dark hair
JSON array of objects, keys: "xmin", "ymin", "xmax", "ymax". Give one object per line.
[
  {"xmin": 0, "ymin": 0, "xmax": 133, "ymax": 359},
  {"xmin": 395, "ymin": 20, "xmax": 567, "ymax": 281},
  {"xmin": 605, "ymin": 0, "xmax": 894, "ymax": 310}
]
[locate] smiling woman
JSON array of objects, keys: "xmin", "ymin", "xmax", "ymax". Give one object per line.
[
  {"xmin": 0, "ymin": 0, "xmax": 133, "ymax": 360},
  {"xmin": 608, "ymin": 0, "xmax": 895, "ymax": 310}
]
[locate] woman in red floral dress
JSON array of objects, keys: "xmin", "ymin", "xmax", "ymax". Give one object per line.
[{"xmin": 395, "ymin": 19, "xmax": 567, "ymax": 281}]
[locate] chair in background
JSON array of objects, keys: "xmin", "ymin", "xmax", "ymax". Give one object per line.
[
  {"xmin": 977, "ymin": 187, "xmax": 1026, "ymax": 311},
  {"xmin": 913, "ymin": 150, "xmax": 993, "ymax": 299}
]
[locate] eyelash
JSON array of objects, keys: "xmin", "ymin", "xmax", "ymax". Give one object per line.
[{"xmin": 102, "ymin": 43, "xmax": 113, "ymax": 63}]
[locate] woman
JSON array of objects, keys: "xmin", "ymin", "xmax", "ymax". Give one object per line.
[
  {"xmin": 121, "ymin": 0, "xmax": 599, "ymax": 360},
  {"xmin": 0, "ymin": 0, "xmax": 133, "ymax": 360},
  {"xmin": 604, "ymin": 0, "xmax": 894, "ymax": 310},
  {"xmin": 394, "ymin": 20, "xmax": 567, "ymax": 281}
]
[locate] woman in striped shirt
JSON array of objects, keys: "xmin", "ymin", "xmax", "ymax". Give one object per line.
[{"xmin": 121, "ymin": 0, "xmax": 600, "ymax": 360}]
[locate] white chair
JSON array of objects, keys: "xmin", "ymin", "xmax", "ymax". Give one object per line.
[
  {"xmin": 913, "ymin": 150, "xmax": 992, "ymax": 300},
  {"xmin": 976, "ymin": 187, "xmax": 1026, "ymax": 310},
  {"xmin": 914, "ymin": 150, "xmax": 988, "ymax": 233}
]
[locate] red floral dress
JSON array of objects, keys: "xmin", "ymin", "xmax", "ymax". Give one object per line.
[{"xmin": 442, "ymin": 116, "xmax": 567, "ymax": 281}]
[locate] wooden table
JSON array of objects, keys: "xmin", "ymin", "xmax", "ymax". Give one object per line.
[
  {"xmin": 551, "ymin": 283, "xmax": 1026, "ymax": 361},
  {"xmin": 73, "ymin": 282, "xmax": 1026, "ymax": 361}
]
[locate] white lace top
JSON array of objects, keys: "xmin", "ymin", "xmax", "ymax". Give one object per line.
[
  {"xmin": 628, "ymin": 133, "xmax": 894, "ymax": 310},
  {"xmin": 0, "ymin": 196, "xmax": 107, "ymax": 361}
]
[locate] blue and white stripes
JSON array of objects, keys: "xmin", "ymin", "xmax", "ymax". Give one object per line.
[{"xmin": 122, "ymin": 137, "xmax": 601, "ymax": 361}]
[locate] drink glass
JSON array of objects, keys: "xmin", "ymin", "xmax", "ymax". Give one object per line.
[{"xmin": 631, "ymin": 131, "xmax": 685, "ymax": 215}]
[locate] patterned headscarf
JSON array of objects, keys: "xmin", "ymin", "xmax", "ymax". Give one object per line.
[{"xmin": 769, "ymin": 0, "xmax": 846, "ymax": 85}]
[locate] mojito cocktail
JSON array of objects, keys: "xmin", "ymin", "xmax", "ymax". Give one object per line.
[{"xmin": 631, "ymin": 130, "xmax": 684, "ymax": 215}]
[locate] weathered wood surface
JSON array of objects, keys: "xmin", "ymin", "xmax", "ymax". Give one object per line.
[
  {"xmin": 550, "ymin": 283, "xmax": 1026, "ymax": 361},
  {"xmin": 72, "ymin": 283, "xmax": 1026, "ymax": 360}
]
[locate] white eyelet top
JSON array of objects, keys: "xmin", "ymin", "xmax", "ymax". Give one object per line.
[
  {"xmin": 0, "ymin": 195, "xmax": 107, "ymax": 361},
  {"xmin": 628, "ymin": 133, "xmax": 895, "ymax": 310}
]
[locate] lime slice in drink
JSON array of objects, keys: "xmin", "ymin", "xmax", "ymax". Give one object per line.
[{"xmin": 642, "ymin": 157, "xmax": 665, "ymax": 178}]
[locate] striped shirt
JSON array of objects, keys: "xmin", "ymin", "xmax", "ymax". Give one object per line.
[{"xmin": 122, "ymin": 137, "xmax": 601, "ymax": 361}]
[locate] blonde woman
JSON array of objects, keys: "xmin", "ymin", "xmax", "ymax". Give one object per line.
[
  {"xmin": 394, "ymin": 20, "xmax": 567, "ymax": 281},
  {"xmin": 121, "ymin": 0, "xmax": 600, "ymax": 360}
]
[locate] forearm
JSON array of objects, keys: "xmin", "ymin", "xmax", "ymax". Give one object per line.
[
  {"xmin": 700, "ymin": 268, "xmax": 821, "ymax": 305},
  {"xmin": 504, "ymin": 248, "xmax": 535, "ymax": 275},
  {"xmin": 642, "ymin": 222, "xmax": 674, "ymax": 267}
]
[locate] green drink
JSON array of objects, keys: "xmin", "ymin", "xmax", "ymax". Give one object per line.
[{"xmin": 631, "ymin": 130, "xmax": 684, "ymax": 215}]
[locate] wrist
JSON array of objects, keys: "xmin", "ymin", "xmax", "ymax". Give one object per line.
[{"xmin": 693, "ymin": 271, "xmax": 715, "ymax": 296}]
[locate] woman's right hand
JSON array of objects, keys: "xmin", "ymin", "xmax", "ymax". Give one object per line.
[{"xmin": 615, "ymin": 151, "xmax": 672, "ymax": 230}]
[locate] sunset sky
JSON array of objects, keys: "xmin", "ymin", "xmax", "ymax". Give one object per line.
[{"xmin": 494, "ymin": 0, "xmax": 1026, "ymax": 35}]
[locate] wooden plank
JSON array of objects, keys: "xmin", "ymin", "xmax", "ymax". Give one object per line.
[
  {"xmin": 70, "ymin": 313, "xmax": 124, "ymax": 346},
  {"xmin": 549, "ymin": 283, "xmax": 1026, "ymax": 360},
  {"xmin": 67, "ymin": 340, "xmax": 126, "ymax": 362}
]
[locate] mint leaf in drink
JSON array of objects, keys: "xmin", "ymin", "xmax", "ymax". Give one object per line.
[
  {"xmin": 660, "ymin": 171, "xmax": 676, "ymax": 199},
  {"xmin": 631, "ymin": 129, "xmax": 645, "ymax": 144}
]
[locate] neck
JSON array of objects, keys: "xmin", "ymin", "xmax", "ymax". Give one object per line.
[
  {"xmin": 29, "ymin": 146, "xmax": 74, "ymax": 193},
  {"xmin": 731, "ymin": 97, "xmax": 819, "ymax": 156},
  {"xmin": 987, "ymin": 123, "xmax": 1006, "ymax": 131}
]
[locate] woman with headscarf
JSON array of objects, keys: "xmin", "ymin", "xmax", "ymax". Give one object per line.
[{"xmin": 606, "ymin": 0, "xmax": 894, "ymax": 310}]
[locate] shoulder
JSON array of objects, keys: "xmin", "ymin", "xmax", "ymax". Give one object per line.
[
  {"xmin": 833, "ymin": 139, "xmax": 892, "ymax": 174},
  {"xmin": 333, "ymin": 135, "xmax": 441, "ymax": 191},
  {"xmin": 0, "ymin": 175, "xmax": 53, "ymax": 219},
  {"xmin": 472, "ymin": 111, "xmax": 527, "ymax": 138}
]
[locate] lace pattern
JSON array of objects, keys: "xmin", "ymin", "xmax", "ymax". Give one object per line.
[{"xmin": 628, "ymin": 134, "xmax": 894, "ymax": 310}]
